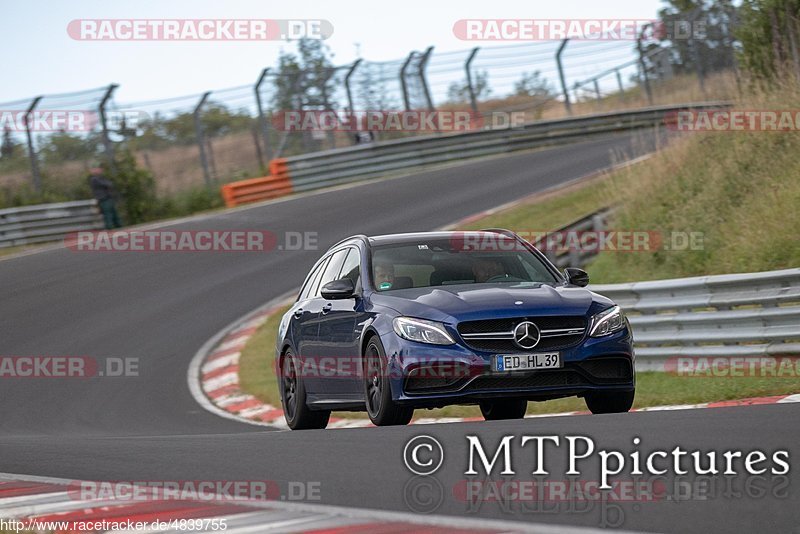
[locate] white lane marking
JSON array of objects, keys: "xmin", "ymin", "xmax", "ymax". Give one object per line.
[
  {"xmin": 777, "ymin": 394, "xmax": 800, "ymax": 403},
  {"xmin": 636, "ymin": 403, "xmax": 710, "ymax": 412}
]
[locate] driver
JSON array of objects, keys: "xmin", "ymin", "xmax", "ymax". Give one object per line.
[
  {"xmin": 472, "ymin": 257, "xmax": 505, "ymax": 283},
  {"xmin": 374, "ymin": 262, "xmax": 396, "ymax": 288}
]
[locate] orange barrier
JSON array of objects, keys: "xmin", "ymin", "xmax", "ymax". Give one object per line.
[{"xmin": 220, "ymin": 159, "xmax": 292, "ymax": 207}]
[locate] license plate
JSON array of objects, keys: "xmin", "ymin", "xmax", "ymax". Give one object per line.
[{"xmin": 494, "ymin": 353, "xmax": 561, "ymax": 372}]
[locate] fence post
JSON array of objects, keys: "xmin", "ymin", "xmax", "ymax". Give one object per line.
[
  {"xmin": 418, "ymin": 46, "xmax": 435, "ymax": 112},
  {"xmin": 400, "ymin": 51, "xmax": 415, "ymax": 111},
  {"xmin": 254, "ymin": 68, "xmax": 272, "ymax": 163},
  {"xmin": 615, "ymin": 69, "xmax": 625, "ymax": 101},
  {"xmin": 593, "ymin": 78, "xmax": 602, "ymax": 102},
  {"xmin": 193, "ymin": 91, "xmax": 213, "ymax": 187},
  {"xmin": 637, "ymin": 27, "xmax": 654, "ymax": 105},
  {"xmin": 345, "ymin": 59, "xmax": 362, "ymax": 116},
  {"xmin": 24, "ymin": 96, "xmax": 43, "ymax": 193},
  {"xmin": 556, "ymin": 39, "xmax": 572, "ymax": 115},
  {"xmin": 465, "ymin": 47, "xmax": 480, "ymax": 116},
  {"xmin": 98, "ymin": 84, "xmax": 119, "ymax": 172}
]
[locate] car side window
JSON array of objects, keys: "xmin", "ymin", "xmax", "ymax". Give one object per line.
[
  {"xmin": 339, "ymin": 248, "xmax": 361, "ymax": 287},
  {"xmin": 315, "ymin": 249, "xmax": 348, "ymax": 298},
  {"xmin": 299, "ymin": 256, "xmax": 330, "ymax": 301}
]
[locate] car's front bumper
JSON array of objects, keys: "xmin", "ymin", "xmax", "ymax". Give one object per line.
[{"xmin": 380, "ymin": 327, "xmax": 635, "ymax": 408}]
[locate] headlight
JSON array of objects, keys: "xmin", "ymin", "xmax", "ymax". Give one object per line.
[
  {"xmin": 393, "ymin": 317, "xmax": 455, "ymax": 345},
  {"xmin": 589, "ymin": 305, "xmax": 626, "ymax": 337}
]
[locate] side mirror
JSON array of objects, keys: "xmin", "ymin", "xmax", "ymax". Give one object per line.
[
  {"xmin": 564, "ymin": 268, "xmax": 589, "ymax": 287},
  {"xmin": 321, "ymin": 278, "xmax": 356, "ymax": 300}
]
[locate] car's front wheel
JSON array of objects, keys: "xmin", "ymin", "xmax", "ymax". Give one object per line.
[
  {"xmin": 585, "ymin": 389, "xmax": 635, "ymax": 414},
  {"xmin": 364, "ymin": 337, "xmax": 413, "ymax": 426},
  {"xmin": 480, "ymin": 399, "xmax": 528, "ymax": 420},
  {"xmin": 280, "ymin": 349, "xmax": 330, "ymax": 430}
]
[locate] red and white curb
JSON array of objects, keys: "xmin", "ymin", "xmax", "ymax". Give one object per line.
[
  {"xmin": 1, "ymin": 472, "xmax": 587, "ymax": 534},
  {"xmin": 188, "ymin": 294, "xmax": 800, "ymax": 430}
]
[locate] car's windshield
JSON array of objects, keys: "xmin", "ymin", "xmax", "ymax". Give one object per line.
[{"xmin": 370, "ymin": 236, "xmax": 559, "ymax": 291}]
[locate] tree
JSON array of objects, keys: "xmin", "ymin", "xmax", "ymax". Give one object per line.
[
  {"xmin": 646, "ymin": 0, "xmax": 739, "ymax": 78},
  {"xmin": 1, "ymin": 127, "xmax": 17, "ymax": 158},
  {"xmin": 272, "ymin": 38, "xmax": 338, "ymax": 111},
  {"xmin": 447, "ymin": 71, "xmax": 491, "ymax": 104},
  {"xmin": 737, "ymin": 0, "xmax": 800, "ymax": 80},
  {"xmin": 513, "ymin": 71, "xmax": 553, "ymax": 98}
]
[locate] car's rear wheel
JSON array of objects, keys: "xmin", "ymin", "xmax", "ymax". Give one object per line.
[
  {"xmin": 281, "ymin": 349, "xmax": 330, "ymax": 430},
  {"xmin": 479, "ymin": 399, "xmax": 528, "ymax": 420},
  {"xmin": 364, "ymin": 337, "xmax": 413, "ymax": 426},
  {"xmin": 585, "ymin": 389, "xmax": 635, "ymax": 414}
]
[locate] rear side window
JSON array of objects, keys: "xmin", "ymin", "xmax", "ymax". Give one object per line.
[
  {"xmin": 315, "ymin": 249, "xmax": 349, "ymax": 297},
  {"xmin": 298, "ymin": 257, "xmax": 329, "ymax": 301}
]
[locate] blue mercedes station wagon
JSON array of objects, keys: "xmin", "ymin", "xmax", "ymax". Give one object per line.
[{"xmin": 276, "ymin": 230, "xmax": 635, "ymax": 429}]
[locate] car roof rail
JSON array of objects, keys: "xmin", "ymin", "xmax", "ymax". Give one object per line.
[
  {"xmin": 329, "ymin": 234, "xmax": 369, "ymax": 250},
  {"xmin": 480, "ymin": 228, "xmax": 520, "ymax": 239}
]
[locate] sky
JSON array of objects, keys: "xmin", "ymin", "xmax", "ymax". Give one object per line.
[{"xmin": 3, "ymin": 0, "xmax": 666, "ymax": 107}]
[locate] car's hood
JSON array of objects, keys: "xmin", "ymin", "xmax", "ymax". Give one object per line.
[{"xmin": 369, "ymin": 283, "xmax": 613, "ymax": 323}]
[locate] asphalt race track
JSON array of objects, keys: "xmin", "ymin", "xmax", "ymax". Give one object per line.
[{"xmin": 1, "ymin": 132, "xmax": 797, "ymax": 533}]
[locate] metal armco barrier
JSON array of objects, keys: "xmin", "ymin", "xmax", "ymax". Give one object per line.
[
  {"xmin": 534, "ymin": 208, "xmax": 613, "ymax": 269},
  {"xmin": 220, "ymin": 158, "xmax": 292, "ymax": 207},
  {"xmin": 0, "ymin": 200, "xmax": 104, "ymax": 248},
  {"xmin": 273, "ymin": 102, "xmax": 730, "ymax": 194},
  {"xmin": 590, "ymin": 268, "xmax": 800, "ymax": 371}
]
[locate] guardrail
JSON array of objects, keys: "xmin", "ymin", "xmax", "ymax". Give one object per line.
[
  {"xmin": 280, "ymin": 102, "xmax": 730, "ymax": 194},
  {"xmin": 534, "ymin": 208, "xmax": 613, "ymax": 269},
  {"xmin": 0, "ymin": 200, "xmax": 104, "ymax": 248},
  {"xmin": 217, "ymin": 102, "xmax": 731, "ymax": 207},
  {"xmin": 590, "ymin": 268, "xmax": 800, "ymax": 371}
]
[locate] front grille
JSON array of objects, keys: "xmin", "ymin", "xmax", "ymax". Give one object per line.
[
  {"xmin": 457, "ymin": 316, "xmax": 587, "ymax": 353},
  {"xmin": 465, "ymin": 370, "xmax": 586, "ymax": 391}
]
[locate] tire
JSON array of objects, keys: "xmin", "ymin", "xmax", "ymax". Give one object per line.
[
  {"xmin": 585, "ymin": 389, "xmax": 635, "ymax": 414},
  {"xmin": 364, "ymin": 337, "xmax": 413, "ymax": 426},
  {"xmin": 280, "ymin": 349, "xmax": 330, "ymax": 430},
  {"xmin": 480, "ymin": 399, "xmax": 528, "ymax": 421}
]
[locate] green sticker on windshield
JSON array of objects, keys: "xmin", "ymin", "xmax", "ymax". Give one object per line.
[{"xmin": 379, "ymin": 282, "xmax": 392, "ymax": 290}]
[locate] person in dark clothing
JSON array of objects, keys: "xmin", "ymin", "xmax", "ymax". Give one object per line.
[{"xmin": 88, "ymin": 166, "xmax": 122, "ymax": 229}]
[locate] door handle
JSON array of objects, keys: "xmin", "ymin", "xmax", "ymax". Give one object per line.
[
  {"xmin": 293, "ymin": 308, "xmax": 304, "ymax": 319},
  {"xmin": 321, "ymin": 303, "xmax": 333, "ymax": 314}
]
